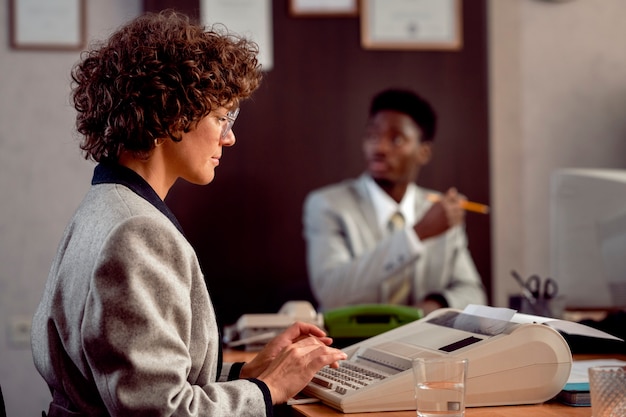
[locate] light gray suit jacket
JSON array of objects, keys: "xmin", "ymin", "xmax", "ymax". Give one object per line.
[
  {"xmin": 303, "ymin": 174, "xmax": 487, "ymax": 311},
  {"xmin": 32, "ymin": 166, "xmax": 270, "ymax": 417}
]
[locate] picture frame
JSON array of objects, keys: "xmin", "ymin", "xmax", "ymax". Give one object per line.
[
  {"xmin": 201, "ymin": 0, "xmax": 274, "ymax": 70},
  {"xmin": 9, "ymin": 0, "xmax": 86, "ymax": 51},
  {"xmin": 289, "ymin": 0, "xmax": 358, "ymax": 17},
  {"xmin": 360, "ymin": 0, "xmax": 462, "ymax": 51}
]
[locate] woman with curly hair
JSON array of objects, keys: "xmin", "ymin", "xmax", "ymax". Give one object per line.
[{"xmin": 31, "ymin": 10, "xmax": 345, "ymax": 417}]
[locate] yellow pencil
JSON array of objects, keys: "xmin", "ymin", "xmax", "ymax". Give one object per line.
[{"xmin": 426, "ymin": 193, "xmax": 490, "ymax": 214}]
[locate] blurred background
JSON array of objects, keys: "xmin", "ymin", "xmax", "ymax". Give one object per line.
[{"xmin": 1, "ymin": 0, "xmax": 626, "ymax": 415}]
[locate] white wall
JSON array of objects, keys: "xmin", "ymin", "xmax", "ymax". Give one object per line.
[
  {"xmin": 490, "ymin": 0, "xmax": 626, "ymax": 307},
  {"xmin": 2, "ymin": 0, "xmax": 626, "ymax": 415},
  {"xmin": 0, "ymin": 1, "xmax": 141, "ymax": 415}
]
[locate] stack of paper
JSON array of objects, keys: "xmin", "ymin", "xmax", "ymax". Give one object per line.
[{"xmin": 557, "ymin": 359, "xmax": 626, "ymax": 406}]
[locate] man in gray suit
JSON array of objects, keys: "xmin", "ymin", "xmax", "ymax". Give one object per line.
[{"xmin": 303, "ymin": 88, "xmax": 487, "ymax": 315}]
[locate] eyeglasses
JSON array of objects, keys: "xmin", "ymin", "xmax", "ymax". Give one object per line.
[
  {"xmin": 221, "ymin": 107, "xmax": 240, "ymax": 138},
  {"xmin": 363, "ymin": 131, "xmax": 410, "ymax": 147}
]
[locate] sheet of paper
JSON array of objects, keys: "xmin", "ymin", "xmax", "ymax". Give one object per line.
[
  {"xmin": 461, "ymin": 304, "xmax": 623, "ymax": 341},
  {"xmin": 511, "ymin": 313, "xmax": 623, "ymax": 341},
  {"xmin": 568, "ymin": 359, "xmax": 626, "ymax": 383},
  {"xmin": 463, "ymin": 304, "xmax": 516, "ymax": 321}
]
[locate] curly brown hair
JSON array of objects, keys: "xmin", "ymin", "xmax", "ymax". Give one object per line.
[{"xmin": 72, "ymin": 10, "xmax": 263, "ymax": 162}]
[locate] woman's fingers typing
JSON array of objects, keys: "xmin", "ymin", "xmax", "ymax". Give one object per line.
[{"xmin": 258, "ymin": 334, "xmax": 347, "ymax": 404}]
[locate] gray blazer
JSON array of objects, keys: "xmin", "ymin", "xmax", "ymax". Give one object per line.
[
  {"xmin": 303, "ymin": 174, "xmax": 487, "ymax": 311},
  {"xmin": 32, "ymin": 175, "xmax": 269, "ymax": 416}
]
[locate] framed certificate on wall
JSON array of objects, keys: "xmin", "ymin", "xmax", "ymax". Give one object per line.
[
  {"xmin": 201, "ymin": 0, "xmax": 274, "ymax": 70},
  {"xmin": 9, "ymin": 0, "xmax": 85, "ymax": 50},
  {"xmin": 289, "ymin": 0, "xmax": 358, "ymax": 17},
  {"xmin": 361, "ymin": 0, "xmax": 462, "ymax": 50}
]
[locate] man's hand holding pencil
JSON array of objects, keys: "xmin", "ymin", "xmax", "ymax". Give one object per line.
[
  {"xmin": 415, "ymin": 188, "xmax": 489, "ymax": 241},
  {"xmin": 426, "ymin": 191, "xmax": 490, "ymax": 214}
]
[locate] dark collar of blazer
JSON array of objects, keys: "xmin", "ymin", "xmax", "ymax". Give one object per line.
[{"xmin": 92, "ymin": 162, "xmax": 185, "ymax": 235}]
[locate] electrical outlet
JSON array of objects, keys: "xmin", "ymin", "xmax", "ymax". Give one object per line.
[{"xmin": 7, "ymin": 316, "xmax": 32, "ymax": 349}]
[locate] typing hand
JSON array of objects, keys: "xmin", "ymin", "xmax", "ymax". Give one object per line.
[
  {"xmin": 240, "ymin": 322, "xmax": 346, "ymax": 397},
  {"xmin": 241, "ymin": 322, "xmax": 332, "ymax": 377},
  {"xmin": 254, "ymin": 328, "xmax": 347, "ymax": 404}
]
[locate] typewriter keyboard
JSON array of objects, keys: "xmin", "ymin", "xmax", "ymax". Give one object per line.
[{"xmin": 310, "ymin": 362, "xmax": 389, "ymax": 395}]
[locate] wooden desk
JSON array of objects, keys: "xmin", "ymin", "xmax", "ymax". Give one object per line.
[
  {"xmin": 291, "ymin": 402, "xmax": 591, "ymax": 417},
  {"xmin": 224, "ymin": 350, "xmax": 625, "ymax": 417}
]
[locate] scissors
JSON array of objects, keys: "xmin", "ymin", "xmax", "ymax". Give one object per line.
[{"xmin": 524, "ymin": 275, "xmax": 559, "ymax": 300}]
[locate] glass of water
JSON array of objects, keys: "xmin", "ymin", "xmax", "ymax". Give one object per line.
[
  {"xmin": 589, "ymin": 365, "xmax": 626, "ymax": 417},
  {"xmin": 412, "ymin": 357, "xmax": 468, "ymax": 417}
]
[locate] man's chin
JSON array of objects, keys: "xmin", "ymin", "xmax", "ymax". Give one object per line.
[
  {"xmin": 367, "ymin": 166, "xmax": 389, "ymax": 178},
  {"xmin": 372, "ymin": 177, "xmax": 394, "ymax": 189}
]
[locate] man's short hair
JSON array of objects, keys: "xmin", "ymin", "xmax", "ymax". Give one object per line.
[{"xmin": 369, "ymin": 88, "xmax": 437, "ymax": 141}]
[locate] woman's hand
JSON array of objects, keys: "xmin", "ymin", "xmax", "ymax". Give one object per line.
[{"xmin": 240, "ymin": 322, "xmax": 347, "ymax": 404}]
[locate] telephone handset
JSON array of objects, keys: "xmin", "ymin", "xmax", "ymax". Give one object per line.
[
  {"xmin": 224, "ymin": 300, "xmax": 324, "ymax": 350},
  {"xmin": 277, "ymin": 300, "xmax": 319, "ymax": 321},
  {"xmin": 323, "ymin": 304, "xmax": 422, "ymax": 342},
  {"xmin": 224, "ymin": 301, "xmax": 421, "ymax": 350}
]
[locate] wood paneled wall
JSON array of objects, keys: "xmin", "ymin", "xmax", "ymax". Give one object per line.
[{"xmin": 145, "ymin": 0, "xmax": 490, "ymax": 328}]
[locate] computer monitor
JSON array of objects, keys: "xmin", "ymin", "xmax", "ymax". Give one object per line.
[{"xmin": 550, "ymin": 168, "xmax": 626, "ymax": 309}]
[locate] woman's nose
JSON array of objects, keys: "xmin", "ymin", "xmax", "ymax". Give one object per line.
[{"xmin": 221, "ymin": 129, "xmax": 236, "ymax": 146}]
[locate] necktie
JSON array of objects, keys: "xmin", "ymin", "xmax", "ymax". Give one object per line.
[
  {"xmin": 388, "ymin": 211, "xmax": 405, "ymax": 233},
  {"xmin": 382, "ymin": 212, "xmax": 411, "ymax": 304}
]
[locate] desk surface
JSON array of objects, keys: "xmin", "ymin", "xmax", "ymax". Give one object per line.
[
  {"xmin": 291, "ymin": 402, "xmax": 591, "ymax": 417},
  {"xmin": 224, "ymin": 350, "xmax": 624, "ymax": 417}
]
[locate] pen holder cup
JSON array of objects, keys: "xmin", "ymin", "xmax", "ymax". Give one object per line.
[{"xmin": 508, "ymin": 295, "xmax": 566, "ymax": 319}]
